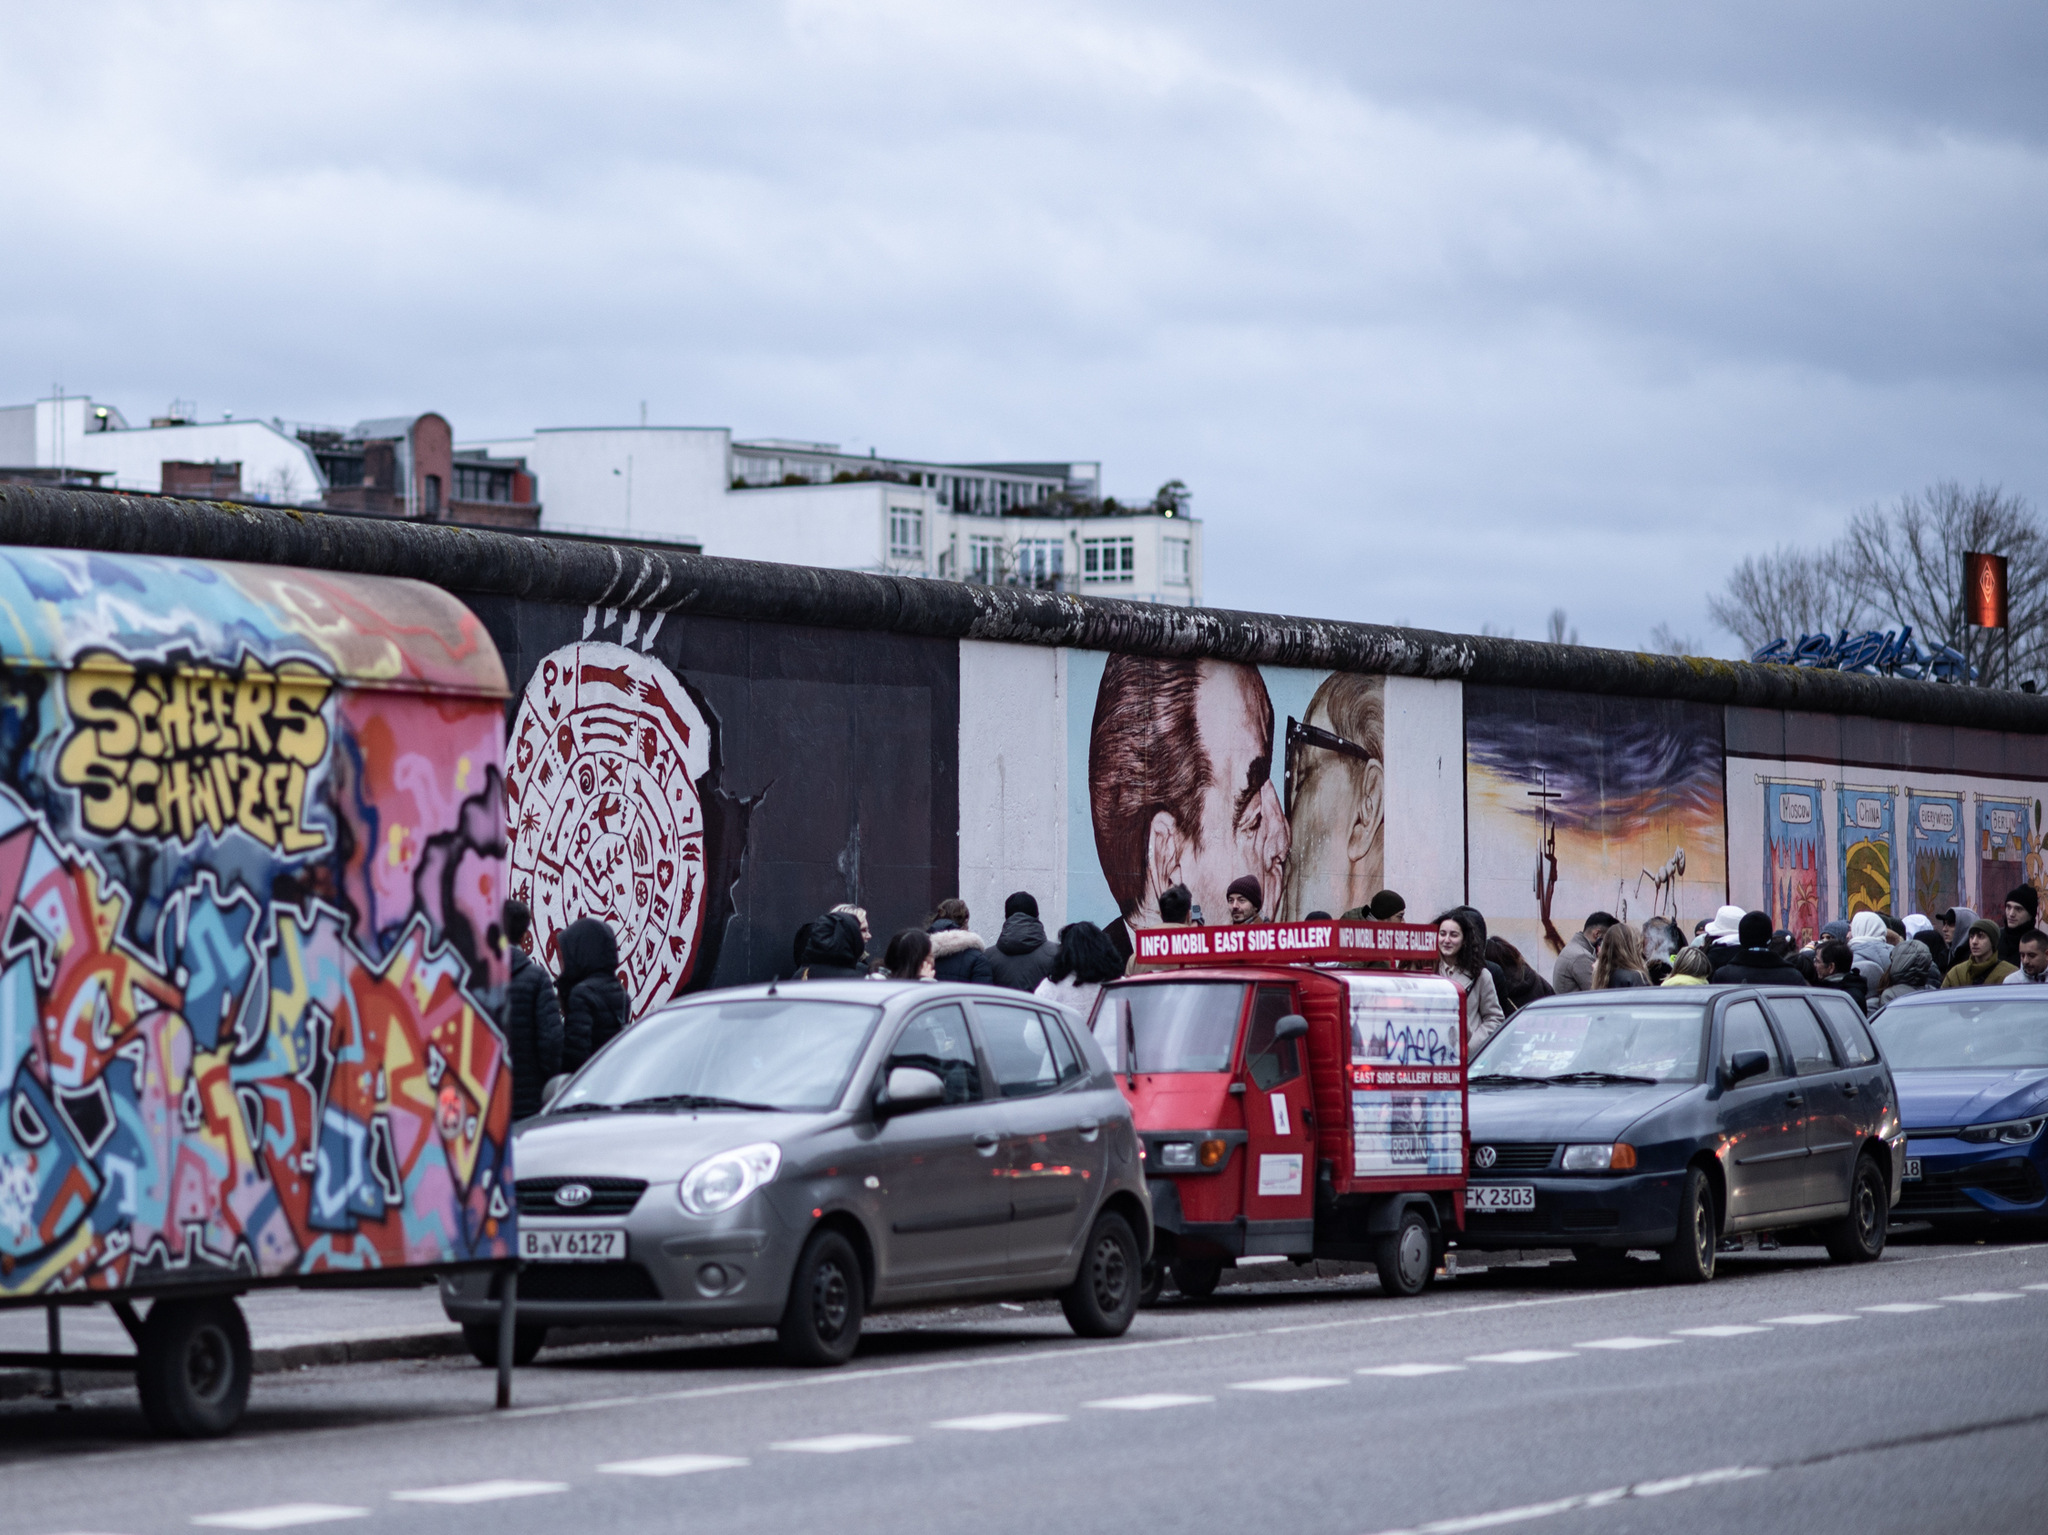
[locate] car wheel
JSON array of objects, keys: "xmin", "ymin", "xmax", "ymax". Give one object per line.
[
  {"xmin": 1171, "ymin": 1256, "xmax": 1223, "ymax": 1300},
  {"xmin": 1061, "ymin": 1212, "xmax": 1141, "ymax": 1337},
  {"xmin": 136, "ymin": 1297, "xmax": 251, "ymax": 1439},
  {"xmin": 1374, "ymin": 1208, "xmax": 1435, "ymax": 1297},
  {"xmin": 1657, "ymin": 1166, "xmax": 1718, "ymax": 1283},
  {"xmin": 1823, "ymin": 1155, "xmax": 1889, "ymax": 1264},
  {"xmin": 778, "ymin": 1227, "xmax": 864, "ymax": 1367},
  {"xmin": 461, "ymin": 1322, "xmax": 547, "ymax": 1368}
]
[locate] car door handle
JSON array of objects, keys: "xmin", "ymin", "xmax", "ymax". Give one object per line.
[
  {"xmin": 973, "ymin": 1132, "xmax": 1002, "ymax": 1156},
  {"xmin": 1077, "ymin": 1119, "xmax": 1101, "ymax": 1141},
  {"xmin": 1783, "ymin": 1093, "xmax": 1805, "ymax": 1107},
  {"xmin": 1840, "ymin": 1084, "xmax": 1858, "ymax": 1098}
]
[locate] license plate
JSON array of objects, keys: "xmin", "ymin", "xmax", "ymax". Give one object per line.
[
  {"xmin": 1465, "ymin": 1184, "xmax": 1536, "ymax": 1212},
  {"xmin": 520, "ymin": 1227, "xmax": 625, "ymax": 1262},
  {"xmin": 1904, "ymin": 1159, "xmax": 1922, "ymax": 1182}
]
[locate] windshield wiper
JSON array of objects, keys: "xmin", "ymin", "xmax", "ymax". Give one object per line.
[
  {"xmin": 1544, "ymin": 1071, "xmax": 1660, "ymax": 1086},
  {"xmin": 615, "ymin": 1094, "xmax": 783, "ymax": 1113},
  {"xmin": 1469, "ymin": 1073, "xmax": 1551, "ymax": 1086}
]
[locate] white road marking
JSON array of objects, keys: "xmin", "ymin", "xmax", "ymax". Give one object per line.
[
  {"xmin": 1673, "ymin": 1325, "xmax": 1771, "ymax": 1337},
  {"xmin": 390, "ymin": 1482, "xmax": 568, "ymax": 1504},
  {"xmin": 1085, "ymin": 1393, "xmax": 1215, "ymax": 1411},
  {"xmin": 1575, "ymin": 1337, "xmax": 1678, "ymax": 1350},
  {"xmin": 598, "ymin": 1454, "xmax": 749, "ymax": 1477},
  {"xmin": 1361, "ymin": 1465, "xmax": 1769, "ymax": 1535},
  {"xmin": 1859, "ymin": 1303, "xmax": 1942, "ymax": 1314},
  {"xmin": 933, "ymin": 1413, "xmax": 1069, "ymax": 1431},
  {"xmin": 1761, "ymin": 1313, "xmax": 1858, "ymax": 1325},
  {"xmin": 2024, "ymin": 1283, "xmax": 2048, "ymax": 1292},
  {"xmin": 191, "ymin": 1509, "xmax": 368, "ymax": 1531},
  {"xmin": 1231, "ymin": 1377, "xmax": 1347, "ymax": 1392},
  {"xmin": 1467, "ymin": 1349, "xmax": 1577, "ymax": 1364},
  {"xmin": 772, "ymin": 1434, "xmax": 914, "ymax": 1453},
  {"xmin": 1359, "ymin": 1363, "xmax": 1467, "ymax": 1377},
  {"xmin": 1941, "ymin": 1291, "xmax": 2025, "ymax": 1303}
]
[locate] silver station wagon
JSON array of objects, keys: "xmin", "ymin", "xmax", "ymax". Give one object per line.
[{"xmin": 442, "ymin": 981, "xmax": 1153, "ymax": 1365}]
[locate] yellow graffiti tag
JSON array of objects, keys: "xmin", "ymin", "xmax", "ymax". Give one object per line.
[{"xmin": 56, "ymin": 649, "xmax": 334, "ymax": 853}]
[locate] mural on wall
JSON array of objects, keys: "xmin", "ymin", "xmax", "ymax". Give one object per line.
[
  {"xmin": 0, "ymin": 550, "xmax": 513, "ymax": 1300},
  {"xmin": 506, "ymin": 642, "xmax": 714, "ymax": 1014},
  {"xmin": 1764, "ymin": 778, "xmax": 1826, "ymax": 947},
  {"xmin": 1907, "ymin": 792, "xmax": 1963, "ymax": 918},
  {"xmin": 1464, "ymin": 688, "xmax": 1726, "ymax": 964},
  {"xmin": 1837, "ymin": 785, "xmax": 1896, "ymax": 919},
  {"xmin": 1978, "ymin": 797, "xmax": 2036, "ymax": 914}
]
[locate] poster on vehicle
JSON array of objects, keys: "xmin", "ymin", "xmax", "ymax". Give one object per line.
[{"xmin": 1344, "ymin": 975, "xmax": 1463, "ymax": 1179}]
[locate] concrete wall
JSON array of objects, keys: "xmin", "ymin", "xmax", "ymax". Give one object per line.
[{"xmin": 958, "ymin": 640, "xmax": 1069, "ymax": 940}]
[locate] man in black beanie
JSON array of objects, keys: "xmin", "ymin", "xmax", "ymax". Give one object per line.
[
  {"xmin": 1227, "ymin": 876, "xmax": 1263, "ymax": 924},
  {"xmin": 2001, "ymin": 884, "xmax": 2040, "ymax": 965},
  {"xmin": 1710, "ymin": 910, "xmax": 1808, "ymax": 986}
]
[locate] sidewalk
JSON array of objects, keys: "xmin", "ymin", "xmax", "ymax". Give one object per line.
[{"xmin": 0, "ymin": 1283, "xmax": 466, "ymax": 1400}]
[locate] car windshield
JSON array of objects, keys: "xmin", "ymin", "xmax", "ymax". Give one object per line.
[
  {"xmin": 554, "ymin": 997, "xmax": 881, "ymax": 1113},
  {"xmin": 1871, "ymin": 996, "xmax": 2048, "ymax": 1069},
  {"xmin": 1471, "ymin": 1003, "xmax": 1709, "ymax": 1084},
  {"xmin": 1092, "ymin": 983, "xmax": 1247, "ymax": 1073}
]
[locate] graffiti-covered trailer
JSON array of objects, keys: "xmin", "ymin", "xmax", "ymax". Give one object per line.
[{"xmin": 0, "ymin": 547, "xmax": 516, "ymax": 1435}]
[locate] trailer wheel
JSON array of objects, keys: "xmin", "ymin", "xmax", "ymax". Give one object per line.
[
  {"xmin": 1374, "ymin": 1209, "xmax": 1435, "ymax": 1298},
  {"xmin": 137, "ymin": 1296, "xmax": 251, "ymax": 1438},
  {"xmin": 1170, "ymin": 1257, "xmax": 1223, "ymax": 1300}
]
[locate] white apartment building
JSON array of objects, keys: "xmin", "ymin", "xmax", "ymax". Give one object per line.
[
  {"xmin": 0, "ymin": 395, "xmax": 326, "ymax": 503},
  {"xmin": 459, "ymin": 425, "xmax": 1202, "ymax": 606}
]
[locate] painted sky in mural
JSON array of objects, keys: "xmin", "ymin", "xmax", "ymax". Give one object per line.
[
  {"xmin": 0, "ymin": 550, "xmax": 514, "ymax": 1300},
  {"xmin": 1465, "ymin": 687, "xmax": 1726, "ymax": 964}
]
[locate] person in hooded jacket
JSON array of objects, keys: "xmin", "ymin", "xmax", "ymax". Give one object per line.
[
  {"xmin": 1943, "ymin": 917, "xmax": 2018, "ymax": 987},
  {"xmin": 1846, "ymin": 911, "xmax": 1893, "ymax": 996},
  {"xmin": 496, "ymin": 899, "xmax": 563, "ymax": 1120},
  {"xmin": 1814, "ymin": 940, "xmax": 1870, "ymax": 1013},
  {"xmin": 797, "ymin": 911, "xmax": 869, "ymax": 980},
  {"xmin": 1941, "ymin": 907, "xmax": 1980, "ymax": 970},
  {"xmin": 1711, "ymin": 912, "xmax": 1809, "ymax": 985},
  {"xmin": 1875, "ymin": 937, "xmax": 1940, "ymax": 1008},
  {"xmin": 988, "ymin": 891, "xmax": 1060, "ymax": 991},
  {"xmin": 927, "ymin": 899, "xmax": 996, "ymax": 985},
  {"xmin": 2001, "ymin": 885, "xmax": 2041, "ymax": 965},
  {"xmin": 557, "ymin": 917, "xmax": 630, "ymax": 1072}
]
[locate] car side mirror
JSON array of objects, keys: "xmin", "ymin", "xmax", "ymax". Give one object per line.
[
  {"xmin": 877, "ymin": 1066, "xmax": 945, "ymax": 1117},
  {"xmin": 1723, "ymin": 1050, "xmax": 1770, "ymax": 1088},
  {"xmin": 1273, "ymin": 1014, "xmax": 1309, "ymax": 1043},
  {"xmin": 540, "ymin": 1073, "xmax": 571, "ymax": 1111}
]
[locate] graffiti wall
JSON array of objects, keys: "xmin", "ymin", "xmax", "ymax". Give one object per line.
[{"xmin": 0, "ymin": 550, "xmax": 514, "ymax": 1300}]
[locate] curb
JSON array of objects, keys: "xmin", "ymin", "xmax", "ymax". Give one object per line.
[{"xmin": 0, "ymin": 1327, "xmax": 470, "ymax": 1402}]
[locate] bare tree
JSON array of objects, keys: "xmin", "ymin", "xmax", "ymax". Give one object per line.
[
  {"xmin": 1546, "ymin": 608, "xmax": 1579, "ymax": 646},
  {"xmin": 1646, "ymin": 622, "xmax": 1702, "ymax": 656},
  {"xmin": 1706, "ymin": 545, "xmax": 1864, "ymax": 654}
]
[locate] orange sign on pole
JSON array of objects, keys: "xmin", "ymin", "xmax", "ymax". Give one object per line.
[{"xmin": 1964, "ymin": 551, "xmax": 2009, "ymax": 629}]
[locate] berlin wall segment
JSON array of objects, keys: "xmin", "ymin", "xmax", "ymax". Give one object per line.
[{"xmin": 3, "ymin": 485, "xmax": 2048, "ymax": 1016}]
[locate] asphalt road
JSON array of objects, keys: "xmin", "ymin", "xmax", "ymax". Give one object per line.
[{"xmin": 7, "ymin": 1232, "xmax": 2048, "ymax": 1535}]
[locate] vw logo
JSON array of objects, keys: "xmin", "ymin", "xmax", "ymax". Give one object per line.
[
  {"xmin": 553, "ymin": 1182, "xmax": 593, "ymax": 1208},
  {"xmin": 1473, "ymin": 1146, "xmax": 1497, "ymax": 1170}
]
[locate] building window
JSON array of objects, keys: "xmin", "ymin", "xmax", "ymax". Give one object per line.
[
  {"xmin": 969, "ymin": 534, "xmax": 1004, "ymax": 583},
  {"xmin": 1163, "ymin": 537, "xmax": 1190, "ymax": 585},
  {"xmin": 1081, "ymin": 536, "xmax": 1135, "ymax": 584},
  {"xmin": 889, "ymin": 506, "xmax": 924, "ymax": 562},
  {"xmin": 1014, "ymin": 538, "xmax": 1064, "ymax": 588}
]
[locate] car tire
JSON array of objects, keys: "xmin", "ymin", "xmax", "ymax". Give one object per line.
[
  {"xmin": 778, "ymin": 1227, "xmax": 864, "ymax": 1367},
  {"xmin": 1823, "ymin": 1154, "xmax": 1889, "ymax": 1264},
  {"xmin": 1374, "ymin": 1208, "xmax": 1435, "ymax": 1298},
  {"xmin": 1657, "ymin": 1166, "xmax": 1718, "ymax": 1284},
  {"xmin": 1171, "ymin": 1256, "xmax": 1223, "ymax": 1300},
  {"xmin": 1060, "ymin": 1211, "xmax": 1141, "ymax": 1338},
  {"xmin": 136, "ymin": 1297, "xmax": 251, "ymax": 1439},
  {"xmin": 461, "ymin": 1321, "xmax": 547, "ymax": 1368}
]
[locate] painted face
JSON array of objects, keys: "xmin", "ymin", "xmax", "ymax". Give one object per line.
[
  {"xmin": 1969, "ymin": 929, "xmax": 1995, "ymax": 960},
  {"xmin": 1438, "ymin": 919, "xmax": 1463, "ymax": 961},
  {"xmin": 1279, "ymin": 693, "xmax": 1384, "ymax": 919},
  {"xmin": 1171, "ymin": 663, "xmax": 1289, "ymax": 927}
]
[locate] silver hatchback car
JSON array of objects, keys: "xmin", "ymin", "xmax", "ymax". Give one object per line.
[{"xmin": 442, "ymin": 981, "xmax": 1152, "ymax": 1365}]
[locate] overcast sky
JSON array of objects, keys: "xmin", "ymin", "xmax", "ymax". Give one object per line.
[{"xmin": 6, "ymin": 1, "xmax": 2044, "ymax": 652}]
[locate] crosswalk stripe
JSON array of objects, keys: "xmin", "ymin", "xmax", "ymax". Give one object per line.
[
  {"xmin": 598, "ymin": 1455, "xmax": 749, "ymax": 1477},
  {"xmin": 772, "ymin": 1434, "xmax": 913, "ymax": 1453},
  {"xmin": 390, "ymin": 1482, "xmax": 567, "ymax": 1504},
  {"xmin": 191, "ymin": 1508, "xmax": 368, "ymax": 1530},
  {"xmin": 933, "ymin": 1413, "xmax": 1069, "ymax": 1431}
]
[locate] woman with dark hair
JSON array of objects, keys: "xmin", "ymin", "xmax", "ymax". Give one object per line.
[
  {"xmin": 1435, "ymin": 909, "xmax": 1505, "ymax": 1051},
  {"xmin": 1035, "ymin": 921, "xmax": 1126, "ymax": 1031},
  {"xmin": 878, "ymin": 928, "xmax": 935, "ymax": 981},
  {"xmin": 1593, "ymin": 923, "xmax": 1650, "ymax": 989},
  {"xmin": 557, "ymin": 917, "xmax": 630, "ymax": 1072},
  {"xmin": 1485, "ymin": 935, "xmax": 1553, "ymax": 1015}
]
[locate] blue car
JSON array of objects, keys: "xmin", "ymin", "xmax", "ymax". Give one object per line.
[{"xmin": 1870, "ymin": 990, "xmax": 2048, "ymax": 1228}]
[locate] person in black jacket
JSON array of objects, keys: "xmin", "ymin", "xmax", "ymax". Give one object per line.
[
  {"xmin": 1813, "ymin": 939, "xmax": 1870, "ymax": 1013},
  {"xmin": 988, "ymin": 891, "xmax": 1060, "ymax": 991},
  {"xmin": 796, "ymin": 911, "xmax": 869, "ymax": 979},
  {"xmin": 1710, "ymin": 910, "xmax": 1809, "ymax": 985},
  {"xmin": 557, "ymin": 917, "xmax": 630, "ymax": 1072},
  {"xmin": 498, "ymin": 900, "xmax": 564, "ymax": 1120}
]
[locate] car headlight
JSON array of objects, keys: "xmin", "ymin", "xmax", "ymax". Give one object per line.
[
  {"xmin": 678, "ymin": 1143, "xmax": 782, "ymax": 1215},
  {"xmin": 1560, "ymin": 1142, "xmax": 1638, "ymax": 1172},
  {"xmin": 1958, "ymin": 1116, "xmax": 2047, "ymax": 1145}
]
